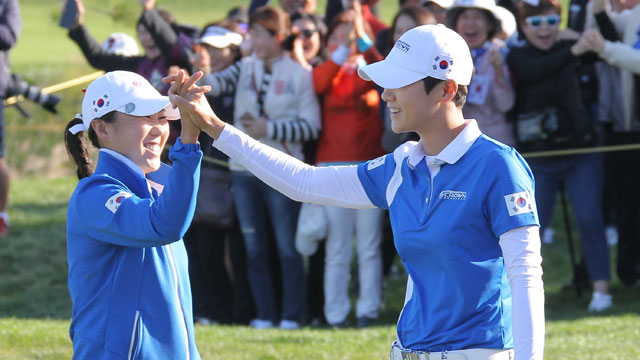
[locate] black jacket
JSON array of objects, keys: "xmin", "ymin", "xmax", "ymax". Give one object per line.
[{"xmin": 507, "ymin": 40, "xmax": 597, "ymax": 151}]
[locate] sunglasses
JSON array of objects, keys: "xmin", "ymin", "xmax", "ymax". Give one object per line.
[
  {"xmin": 298, "ymin": 29, "xmax": 317, "ymax": 38},
  {"xmin": 525, "ymin": 14, "xmax": 561, "ymax": 28}
]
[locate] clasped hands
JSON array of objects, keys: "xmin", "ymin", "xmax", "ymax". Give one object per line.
[{"xmin": 162, "ymin": 70, "xmax": 226, "ymax": 140}]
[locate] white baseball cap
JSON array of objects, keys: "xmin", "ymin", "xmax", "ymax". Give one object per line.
[
  {"xmin": 199, "ymin": 26, "xmax": 243, "ymax": 49},
  {"xmin": 69, "ymin": 71, "xmax": 180, "ymax": 134},
  {"xmin": 101, "ymin": 33, "xmax": 140, "ymax": 57},
  {"xmin": 358, "ymin": 24, "xmax": 473, "ymax": 89}
]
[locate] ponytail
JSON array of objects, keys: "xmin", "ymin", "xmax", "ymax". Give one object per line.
[{"xmin": 64, "ymin": 118, "xmax": 93, "ymax": 180}]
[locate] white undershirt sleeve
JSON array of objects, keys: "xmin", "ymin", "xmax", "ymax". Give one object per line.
[
  {"xmin": 499, "ymin": 225, "xmax": 545, "ymax": 360},
  {"xmin": 213, "ymin": 124, "xmax": 375, "ymax": 209}
]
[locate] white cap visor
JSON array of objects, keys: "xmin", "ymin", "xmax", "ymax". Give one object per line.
[
  {"xmin": 116, "ymin": 95, "xmax": 180, "ymax": 120},
  {"xmin": 358, "ymin": 60, "xmax": 427, "ymax": 90}
]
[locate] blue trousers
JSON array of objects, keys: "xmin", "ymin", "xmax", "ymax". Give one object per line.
[
  {"xmin": 231, "ymin": 172, "xmax": 305, "ymax": 322},
  {"xmin": 528, "ymin": 153, "xmax": 610, "ymax": 282}
]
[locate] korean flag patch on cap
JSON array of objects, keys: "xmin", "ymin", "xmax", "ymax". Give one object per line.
[
  {"xmin": 504, "ymin": 191, "xmax": 534, "ymax": 216},
  {"xmin": 105, "ymin": 191, "xmax": 132, "ymax": 214}
]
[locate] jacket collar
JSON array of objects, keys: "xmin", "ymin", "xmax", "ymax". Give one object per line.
[{"xmin": 407, "ymin": 120, "xmax": 482, "ymax": 168}]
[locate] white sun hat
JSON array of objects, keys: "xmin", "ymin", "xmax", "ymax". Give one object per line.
[
  {"xmin": 494, "ymin": 6, "xmax": 517, "ymax": 38},
  {"xmin": 101, "ymin": 32, "xmax": 140, "ymax": 57},
  {"xmin": 199, "ymin": 26, "xmax": 243, "ymax": 49},
  {"xmin": 69, "ymin": 71, "xmax": 180, "ymax": 135},
  {"xmin": 358, "ymin": 24, "xmax": 473, "ymax": 89}
]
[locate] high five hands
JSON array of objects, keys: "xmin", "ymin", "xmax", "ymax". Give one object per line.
[{"xmin": 162, "ymin": 70, "xmax": 226, "ymax": 140}]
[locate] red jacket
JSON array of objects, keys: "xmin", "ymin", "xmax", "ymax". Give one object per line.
[{"xmin": 313, "ymin": 50, "xmax": 384, "ymax": 164}]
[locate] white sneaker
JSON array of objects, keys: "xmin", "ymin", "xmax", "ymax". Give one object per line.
[
  {"xmin": 278, "ymin": 320, "xmax": 300, "ymax": 330},
  {"xmin": 588, "ymin": 291, "xmax": 613, "ymax": 312},
  {"xmin": 542, "ymin": 228, "xmax": 555, "ymax": 244},
  {"xmin": 250, "ymin": 319, "xmax": 274, "ymax": 329},
  {"xmin": 605, "ymin": 226, "xmax": 618, "ymax": 246}
]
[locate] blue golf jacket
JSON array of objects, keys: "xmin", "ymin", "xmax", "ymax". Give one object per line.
[{"xmin": 66, "ymin": 139, "xmax": 202, "ymax": 360}]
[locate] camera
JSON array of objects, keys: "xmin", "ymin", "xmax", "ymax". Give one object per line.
[{"xmin": 5, "ymin": 74, "xmax": 60, "ymax": 114}]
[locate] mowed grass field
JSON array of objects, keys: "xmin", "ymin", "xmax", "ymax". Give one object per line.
[{"xmin": 1, "ymin": 0, "xmax": 640, "ymax": 359}]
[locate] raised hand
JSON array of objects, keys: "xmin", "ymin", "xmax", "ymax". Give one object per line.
[
  {"xmin": 139, "ymin": 0, "xmax": 156, "ymax": 11},
  {"xmin": 163, "ymin": 70, "xmax": 227, "ymax": 139},
  {"xmin": 582, "ymin": 29, "xmax": 605, "ymax": 53}
]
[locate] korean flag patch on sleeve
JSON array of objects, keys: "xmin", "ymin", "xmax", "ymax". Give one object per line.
[
  {"xmin": 504, "ymin": 191, "xmax": 534, "ymax": 216},
  {"xmin": 105, "ymin": 191, "xmax": 132, "ymax": 214}
]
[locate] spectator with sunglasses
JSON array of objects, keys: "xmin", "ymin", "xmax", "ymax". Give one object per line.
[
  {"xmin": 288, "ymin": 12, "xmax": 327, "ymax": 69},
  {"xmin": 506, "ymin": 0, "xmax": 613, "ymax": 311}
]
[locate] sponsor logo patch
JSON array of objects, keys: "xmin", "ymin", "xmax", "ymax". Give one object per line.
[
  {"xmin": 367, "ymin": 155, "xmax": 386, "ymax": 170},
  {"xmin": 439, "ymin": 190, "xmax": 466, "ymax": 200},
  {"xmin": 105, "ymin": 191, "xmax": 133, "ymax": 214},
  {"xmin": 394, "ymin": 40, "xmax": 410, "ymax": 53},
  {"xmin": 504, "ymin": 191, "xmax": 534, "ymax": 216}
]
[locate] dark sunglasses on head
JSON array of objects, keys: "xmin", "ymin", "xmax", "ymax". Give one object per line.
[
  {"xmin": 299, "ymin": 29, "xmax": 317, "ymax": 38},
  {"xmin": 525, "ymin": 14, "xmax": 561, "ymax": 28}
]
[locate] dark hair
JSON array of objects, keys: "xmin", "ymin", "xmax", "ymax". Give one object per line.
[
  {"xmin": 64, "ymin": 112, "xmax": 117, "ymax": 180},
  {"xmin": 422, "ymin": 77, "xmax": 468, "ymax": 107},
  {"xmin": 391, "ymin": 5, "xmax": 437, "ymax": 40},
  {"xmin": 249, "ymin": 6, "xmax": 290, "ymax": 37},
  {"xmin": 517, "ymin": 0, "xmax": 562, "ymax": 22},
  {"xmin": 447, "ymin": 7, "xmax": 500, "ymax": 41}
]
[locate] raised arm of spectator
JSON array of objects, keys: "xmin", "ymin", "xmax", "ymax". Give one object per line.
[
  {"xmin": 584, "ymin": 29, "xmax": 640, "ymax": 74},
  {"xmin": 0, "ymin": 0, "xmax": 21, "ymax": 50},
  {"xmin": 68, "ymin": 0, "xmax": 142, "ymax": 72},
  {"xmin": 200, "ymin": 60, "xmax": 242, "ymax": 96},
  {"xmin": 137, "ymin": 7, "xmax": 193, "ymax": 71},
  {"xmin": 506, "ymin": 38, "xmax": 591, "ymax": 84}
]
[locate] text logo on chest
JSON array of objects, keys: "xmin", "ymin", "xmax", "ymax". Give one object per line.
[{"xmin": 439, "ymin": 190, "xmax": 467, "ymax": 200}]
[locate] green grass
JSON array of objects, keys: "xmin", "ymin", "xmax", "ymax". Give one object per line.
[
  {"xmin": 3, "ymin": 1, "xmax": 640, "ymax": 359},
  {"xmin": 1, "ymin": 176, "xmax": 639, "ymax": 359}
]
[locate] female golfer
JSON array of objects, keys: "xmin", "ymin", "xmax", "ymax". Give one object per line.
[
  {"xmin": 168, "ymin": 24, "xmax": 544, "ymax": 360},
  {"xmin": 64, "ymin": 70, "xmax": 204, "ymax": 360}
]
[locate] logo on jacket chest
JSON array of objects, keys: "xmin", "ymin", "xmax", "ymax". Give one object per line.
[{"xmin": 439, "ymin": 190, "xmax": 467, "ymax": 200}]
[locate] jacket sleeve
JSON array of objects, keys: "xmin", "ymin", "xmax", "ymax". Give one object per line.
[
  {"xmin": 312, "ymin": 59, "xmax": 341, "ymax": 95},
  {"xmin": 72, "ymin": 140, "xmax": 202, "ymax": 247},
  {"xmin": 138, "ymin": 9, "xmax": 192, "ymax": 70},
  {"xmin": 0, "ymin": 0, "xmax": 21, "ymax": 50},
  {"xmin": 506, "ymin": 45, "xmax": 575, "ymax": 84},
  {"xmin": 598, "ymin": 40, "xmax": 640, "ymax": 74},
  {"xmin": 201, "ymin": 60, "xmax": 242, "ymax": 96},
  {"xmin": 68, "ymin": 25, "xmax": 141, "ymax": 72}
]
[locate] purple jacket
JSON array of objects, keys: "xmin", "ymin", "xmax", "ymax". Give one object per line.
[{"xmin": 68, "ymin": 9, "xmax": 192, "ymax": 95}]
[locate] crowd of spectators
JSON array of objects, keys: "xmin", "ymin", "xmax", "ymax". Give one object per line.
[{"xmin": 64, "ymin": 0, "xmax": 640, "ymax": 327}]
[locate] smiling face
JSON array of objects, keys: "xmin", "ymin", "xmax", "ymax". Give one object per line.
[
  {"xmin": 96, "ymin": 110, "xmax": 169, "ymax": 174},
  {"xmin": 455, "ymin": 8, "xmax": 493, "ymax": 49},
  {"xmin": 292, "ymin": 18, "xmax": 321, "ymax": 61},
  {"xmin": 520, "ymin": 10, "xmax": 561, "ymax": 51},
  {"xmin": 382, "ymin": 79, "xmax": 443, "ymax": 134},
  {"xmin": 137, "ymin": 24, "xmax": 161, "ymax": 60}
]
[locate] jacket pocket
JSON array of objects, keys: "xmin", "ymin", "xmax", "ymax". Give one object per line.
[{"xmin": 127, "ymin": 310, "xmax": 143, "ymax": 360}]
